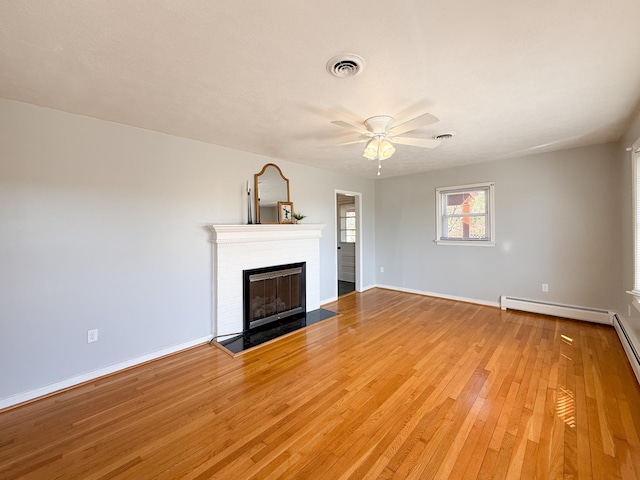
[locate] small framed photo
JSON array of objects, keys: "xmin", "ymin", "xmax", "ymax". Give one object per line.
[{"xmin": 278, "ymin": 201, "xmax": 294, "ymax": 224}]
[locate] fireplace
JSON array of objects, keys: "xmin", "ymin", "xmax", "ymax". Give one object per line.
[
  {"xmin": 209, "ymin": 224, "xmax": 325, "ymax": 339},
  {"xmin": 243, "ymin": 262, "xmax": 306, "ymax": 330}
]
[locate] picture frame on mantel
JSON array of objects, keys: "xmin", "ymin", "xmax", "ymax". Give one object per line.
[{"xmin": 278, "ymin": 201, "xmax": 294, "ymax": 224}]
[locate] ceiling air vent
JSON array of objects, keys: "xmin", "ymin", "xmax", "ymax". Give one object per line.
[
  {"xmin": 433, "ymin": 132, "xmax": 455, "ymax": 141},
  {"xmin": 326, "ymin": 54, "xmax": 366, "ymax": 78}
]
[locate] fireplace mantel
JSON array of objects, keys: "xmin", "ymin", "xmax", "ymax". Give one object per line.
[
  {"xmin": 210, "ymin": 224, "xmax": 326, "ymax": 244},
  {"xmin": 209, "ymin": 224, "xmax": 326, "ymax": 339}
]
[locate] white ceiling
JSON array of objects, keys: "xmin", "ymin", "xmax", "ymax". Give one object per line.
[{"xmin": 2, "ymin": 1, "xmax": 640, "ymax": 179}]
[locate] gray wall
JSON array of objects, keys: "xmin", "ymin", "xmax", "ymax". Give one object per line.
[
  {"xmin": 375, "ymin": 143, "xmax": 622, "ymax": 310},
  {"xmin": 0, "ymin": 99, "xmax": 375, "ymax": 402},
  {"xmin": 2, "ymin": 95, "xmax": 634, "ymax": 405}
]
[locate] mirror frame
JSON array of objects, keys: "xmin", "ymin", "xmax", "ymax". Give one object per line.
[{"xmin": 254, "ymin": 163, "xmax": 290, "ymax": 224}]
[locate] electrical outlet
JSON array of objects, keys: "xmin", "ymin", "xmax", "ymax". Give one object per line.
[
  {"xmin": 87, "ymin": 329, "xmax": 98, "ymax": 343},
  {"xmin": 380, "ymin": 267, "xmax": 384, "ymax": 273},
  {"xmin": 542, "ymin": 283, "xmax": 549, "ymax": 292}
]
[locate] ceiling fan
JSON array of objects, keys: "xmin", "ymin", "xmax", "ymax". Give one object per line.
[{"xmin": 331, "ymin": 113, "xmax": 442, "ymax": 167}]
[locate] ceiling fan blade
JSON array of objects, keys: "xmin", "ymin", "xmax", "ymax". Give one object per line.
[
  {"xmin": 389, "ymin": 113, "xmax": 439, "ymax": 135},
  {"xmin": 338, "ymin": 139, "xmax": 369, "ymax": 146},
  {"xmin": 331, "ymin": 120, "xmax": 372, "ymax": 136},
  {"xmin": 391, "ymin": 136, "xmax": 441, "ymax": 149}
]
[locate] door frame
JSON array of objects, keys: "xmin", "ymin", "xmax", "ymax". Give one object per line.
[{"xmin": 334, "ymin": 189, "xmax": 363, "ymax": 298}]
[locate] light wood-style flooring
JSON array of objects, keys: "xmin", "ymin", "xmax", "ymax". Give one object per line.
[{"xmin": 1, "ymin": 289, "xmax": 640, "ymax": 479}]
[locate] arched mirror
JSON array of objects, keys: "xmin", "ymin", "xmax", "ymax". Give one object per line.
[{"xmin": 254, "ymin": 163, "xmax": 290, "ymax": 224}]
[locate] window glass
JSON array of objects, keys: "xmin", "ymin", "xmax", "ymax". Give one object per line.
[
  {"xmin": 340, "ymin": 205, "xmax": 356, "ymax": 243},
  {"xmin": 436, "ymin": 183, "xmax": 495, "ymax": 245},
  {"xmin": 634, "ymin": 151, "xmax": 640, "ymax": 292}
]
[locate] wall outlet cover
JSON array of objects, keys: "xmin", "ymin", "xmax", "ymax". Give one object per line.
[{"xmin": 87, "ymin": 329, "xmax": 98, "ymax": 343}]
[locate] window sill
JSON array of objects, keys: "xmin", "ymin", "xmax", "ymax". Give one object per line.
[
  {"xmin": 626, "ymin": 291, "xmax": 640, "ymax": 313},
  {"xmin": 435, "ymin": 240, "xmax": 495, "ymax": 247}
]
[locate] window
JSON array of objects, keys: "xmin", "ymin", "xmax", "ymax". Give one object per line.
[
  {"xmin": 436, "ymin": 182, "xmax": 495, "ymax": 246},
  {"xmin": 339, "ymin": 204, "xmax": 356, "ymax": 243},
  {"xmin": 632, "ymin": 147, "xmax": 640, "ymax": 296}
]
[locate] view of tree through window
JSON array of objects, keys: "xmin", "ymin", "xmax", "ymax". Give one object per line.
[
  {"xmin": 436, "ymin": 183, "xmax": 494, "ymax": 244},
  {"xmin": 444, "ymin": 190, "xmax": 487, "ymax": 239}
]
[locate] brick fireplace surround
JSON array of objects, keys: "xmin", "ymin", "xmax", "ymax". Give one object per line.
[{"xmin": 209, "ymin": 224, "xmax": 326, "ymax": 340}]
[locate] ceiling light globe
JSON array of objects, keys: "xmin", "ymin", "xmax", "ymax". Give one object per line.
[
  {"xmin": 378, "ymin": 140, "xmax": 395, "ymax": 160},
  {"xmin": 363, "ymin": 139, "xmax": 379, "ymax": 160}
]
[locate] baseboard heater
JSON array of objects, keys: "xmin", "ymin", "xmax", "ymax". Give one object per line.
[
  {"xmin": 613, "ymin": 314, "xmax": 640, "ymax": 384},
  {"xmin": 500, "ymin": 296, "xmax": 612, "ymax": 325}
]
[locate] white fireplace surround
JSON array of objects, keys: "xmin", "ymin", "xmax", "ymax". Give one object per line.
[{"xmin": 210, "ymin": 224, "xmax": 326, "ymax": 340}]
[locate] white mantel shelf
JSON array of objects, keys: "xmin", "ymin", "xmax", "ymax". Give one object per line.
[{"xmin": 210, "ymin": 224, "xmax": 326, "ymax": 244}]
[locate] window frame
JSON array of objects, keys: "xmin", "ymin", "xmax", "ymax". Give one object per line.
[
  {"xmin": 339, "ymin": 203, "xmax": 356, "ymax": 244},
  {"xmin": 435, "ymin": 181, "xmax": 496, "ymax": 247},
  {"xmin": 629, "ymin": 143, "xmax": 640, "ymax": 305}
]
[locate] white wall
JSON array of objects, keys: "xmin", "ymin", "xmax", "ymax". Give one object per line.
[
  {"xmin": 375, "ymin": 143, "xmax": 622, "ymax": 310},
  {"xmin": 0, "ymin": 99, "xmax": 375, "ymax": 405}
]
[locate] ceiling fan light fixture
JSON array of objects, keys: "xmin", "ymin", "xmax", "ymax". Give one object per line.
[
  {"xmin": 362, "ymin": 137, "xmax": 395, "ymax": 161},
  {"xmin": 377, "ymin": 140, "xmax": 395, "ymax": 160},
  {"xmin": 332, "ymin": 111, "xmax": 441, "ymax": 171},
  {"xmin": 363, "ymin": 139, "xmax": 379, "ymax": 160}
]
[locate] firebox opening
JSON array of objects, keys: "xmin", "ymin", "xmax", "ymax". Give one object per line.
[{"xmin": 243, "ymin": 262, "xmax": 306, "ymax": 331}]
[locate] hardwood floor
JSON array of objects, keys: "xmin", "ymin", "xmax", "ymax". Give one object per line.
[{"xmin": 1, "ymin": 289, "xmax": 640, "ymax": 479}]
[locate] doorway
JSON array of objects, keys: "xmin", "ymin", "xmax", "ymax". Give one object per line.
[{"xmin": 336, "ymin": 191, "xmax": 361, "ymax": 297}]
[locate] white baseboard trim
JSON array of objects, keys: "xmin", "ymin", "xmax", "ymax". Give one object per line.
[
  {"xmin": 375, "ymin": 284, "xmax": 501, "ymax": 308},
  {"xmin": 0, "ymin": 335, "xmax": 212, "ymax": 411},
  {"xmin": 321, "ymin": 296, "xmax": 338, "ymax": 305},
  {"xmin": 321, "ymin": 284, "xmax": 378, "ymax": 306},
  {"xmin": 613, "ymin": 314, "xmax": 640, "ymax": 385}
]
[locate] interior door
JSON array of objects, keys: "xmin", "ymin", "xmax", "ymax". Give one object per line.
[
  {"xmin": 338, "ymin": 243, "xmax": 355, "ymax": 282},
  {"xmin": 337, "ymin": 195, "xmax": 356, "ymax": 283}
]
